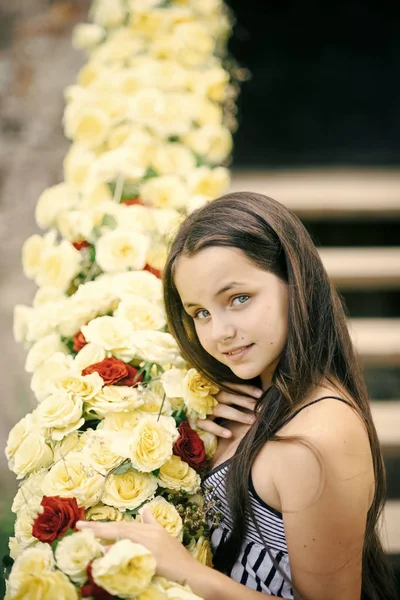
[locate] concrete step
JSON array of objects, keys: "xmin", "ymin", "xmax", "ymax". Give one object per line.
[
  {"xmin": 319, "ymin": 247, "xmax": 400, "ymax": 289},
  {"xmin": 230, "ymin": 169, "xmax": 400, "ymax": 218},
  {"xmin": 349, "ymin": 319, "xmax": 400, "ymax": 365},
  {"xmin": 382, "ymin": 501, "xmax": 400, "ymax": 553},
  {"xmin": 371, "ymin": 401, "xmax": 400, "ymax": 448}
]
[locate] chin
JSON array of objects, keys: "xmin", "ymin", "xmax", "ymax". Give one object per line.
[{"xmin": 230, "ymin": 365, "xmax": 262, "ymax": 380}]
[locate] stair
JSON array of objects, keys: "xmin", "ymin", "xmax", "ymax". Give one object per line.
[{"xmin": 231, "ymin": 169, "xmax": 400, "ymax": 560}]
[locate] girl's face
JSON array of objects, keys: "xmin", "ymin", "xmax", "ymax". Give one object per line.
[{"xmin": 174, "ymin": 246, "xmax": 289, "ymax": 389}]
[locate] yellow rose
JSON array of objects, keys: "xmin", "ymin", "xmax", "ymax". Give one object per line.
[
  {"xmin": 166, "ymin": 585, "xmax": 204, "ymax": 600},
  {"xmin": 7, "ymin": 543, "xmax": 54, "ymax": 595},
  {"xmin": 191, "ymin": 67, "xmax": 230, "ymax": 102},
  {"xmin": 64, "ymin": 101, "xmax": 111, "ymax": 149},
  {"xmin": 92, "ymin": 539, "xmax": 156, "ymax": 598},
  {"xmin": 161, "ymin": 368, "xmax": 186, "ymax": 399},
  {"xmin": 99, "ymin": 410, "xmax": 142, "ymax": 432},
  {"xmin": 114, "ymin": 295, "xmax": 166, "ymax": 331},
  {"xmin": 196, "ymin": 429, "xmax": 217, "ymax": 459},
  {"xmin": 139, "ymin": 389, "xmax": 173, "ymax": 417},
  {"xmin": 95, "ymin": 229, "xmax": 150, "ymax": 273},
  {"xmin": 146, "ymin": 243, "xmax": 168, "ymax": 272},
  {"xmin": 151, "ymin": 207, "xmax": 183, "ymax": 239},
  {"xmin": 130, "ymin": 330, "xmax": 182, "ymax": 366},
  {"xmin": 31, "ymin": 353, "xmax": 78, "ymax": 402},
  {"xmin": 35, "ymin": 391, "xmax": 84, "ymax": 441},
  {"xmin": 7, "ymin": 570, "xmax": 78, "ymax": 600},
  {"xmin": 64, "ymin": 143, "xmax": 96, "ymax": 189},
  {"xmin": 12, "ymin": 472, "xmax": 46, "ymax": 514},
  {"xmin": 183, "ymin": 369, "xmax": 219, "ymax": 419},
  {"xmin": 42, "ymin": 452, "xmax": 104, "ymax": 507},
  {"xmin": 22, "ymin": 234, "xmax": 44, "ymax": 279},
  {"xmin": 186, "ymin": 166, "xmax": 230, "ymax": 198},
  {"xmin": 85, "ymin": 502, "xmax": 133, "ymax": 522},
  {"xmin": 10, "ymin": 432, "xmax": 53, "ymax": 479},
  {"xmin": 102, "ymin": 469, "xmax": 157, "ymax": 510},
  {"xmin": 119, "ymin": 417, "xmax": 176, "ymax": 473},
  {"xmin": 140, "ymin": 175, "xmax": 188, "ymax": 210},
  {"xmin": 82, "ymin": 430, "xmax": 125, "ymax": 475},
  {"xmin": 52, "ymin": 372, "xmax": 103, "ymax": 401},
  {"xmin": 186, "ymin": 536, "xmax": 213, "ymax": 567},
  {"xmin": 172, "ymin": 22, "xmax": 214, "ymax": 67},
  {"xmin": 55, "ymin": 529, "xmax": 104, "ymax": 585},
  {"xmin": 74, "ymin": 343, "xmax": 107, "ymax": 371},
  {"xmin": 182, "ymin": 125, "xmax": 232, "ymax": 164},
  {"xmin": 35, "ymin": 183, "xmax": 79, "ymax": 229},
  {"xmin": 151, "ymin": 143, "xmax": 196, "ymax": 176},
  {"xmin": 81, "ymin": 315, "xmax": 134, "ymax": 352},
  {"xmin": 33, "ymin": 286, "xmax": 66, "ymax": 307},
  {"xmin": 72, "ymin": 22, "xmax": 105, "ymax": 50},
  {"xmin": 138, "ymin": 497, "xmax": 183, "ymax": 540},
  {"xmin": 89, "ymin": 0, "xmax": 126, "ymax": 28},
  {"xmin": 112, "ymin": 270, "xmax": 163, "ymax": 302},
  {"xmin": 53, "ymin": 431, "xmax": 87, "ymax": 462},
  {"xmin": 190, "ymin": 96, "xmax": 223, "ymax": 127},
  {"xmin": 35, "ymin": 240, "xmax": 82, "ymax": 291},
  {"xmin": 157, "ymin": 456, "xmax": 200, "ymax": 494},
  {"xmin": 14, "ymin": 506, "xmax": 38, "ymax": 548},
  {"xmin": 13, "ymin": 304, "xmax": 33, "ymax": 343},
  {"xmin": 5, "ymin": 414, "xmax": 35, "ymax": 461},
  {"xmin": 25, "ymin": 333, "xmax": 68, "ymax": 373},
  {"xmin": 137, "ymin": 584, "xmax": 168, "ymax": 600},
  {"xmin": 86, "ymin": 385, "xmax": 143, "ymax": 419}
]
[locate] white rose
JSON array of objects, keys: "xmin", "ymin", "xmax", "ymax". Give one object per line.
[
  {"xmin": 81, "ymin": 429, "xmax": 125, "ymax": 475},
  {"xmin": 151, "ymin": 207, "xmax": 183, "ymax": 238},
  {"xmin": 187, "ymin": 194, "xmax": 212, "ymax": 214},
  {"xmin": 52, "ymin": 372, "xmax": 103, "ymax": 401},
  {"xmin": 74, "ymin": 343, "xmax": 107, "ymax": 371},
  {"xmin": 25, "ymin": 333, "xmax": 68, "ymax": 373},
  {"xmin": 25, "ymin": 302, "xmax": 61, "ymax": 342},
  {"xmin": 33, "ymin": 286, "xmax": 66, "ymax": 307},
  {"xmin": 102, "ymin": 469, "xmax": 158, "ymax": 511},
  {"xmin": 161, "ymin": 368, "xmax": 186, "ymax": 399},
  {"xmin": 95, "ymin": 229, "xmax": 150, "ymax": 273},
  {"xmin": 13, "ymin": 304, "xmax": 33, "ymax": 343},
  {"xmin": 151, "ymin": 143, "xmax": 196, "ymax": 176},
  {"xmin": 53, "ymin": 430, "xmax": 88, "ymax": 462},
  {"xmin": 89, "ymin": 0, "xmax": 126, "ymax": 28},
  {"xmin": 8, "ymin": 542, "xmax": 55, "ymax": 596},
  {"xmin": 55, "ymin": 529, "xmax": 104, "ymax": 584},
  {"xmin": 12, "ymin": 472, "xmax": 47, "ymax": 514},
  {"xmin": 83, "ymin": 147, "xmax": 144, "ymax": 194},
  {"xmin": 140, "ymin": 175, "xmax": 188, "ymax": 210},
  {"xmin": 186, "ymin": 166, "xmax": 230, "ymax": 198},
  {"xmin": 63, "ymin": 143, "xmax": 96, "ymax": 189},
  {"xmin": 130, "ymin": 330, "xmax": 182, "ymax": 365},
  {"xmin": 115, "ymin": 204, "xmax": 155, "ymax": 235},
  {"xmin": 31, "ymin": 353, "xmax": 79, "ymax": 402},
  {"xmin": 183, "ymin": 125, "xmax": 232, "ymax": 164},
  {"xmin": 98, "ymin": 410, "xmax": 142, "ymax": 432},
  {"xmin": 112, "ymin": 270, "xmax": 162, "ymax": 302},
  {"xmin": 86, "ymin": 385, "xmax": 143, "ymax": 419},
  {"xmin": 10, "ymin": 431, "xmax": 53, "ymax": 479},
  {"xmin": 64, "ymin": 101, "xmax": 111, "ymax": 149},
  {"xmin": 42, "ymin": 452, "xmax": 104, "ymax": 507},
  {"xmin": 172, "ymin": 22, "xmax": 214, "ymax": 66},
  {"xmin": 190, "ymin": 95, "xmax": 223, "ymax": 127},
  {"xmin": 35, "ymin": 183, "xmax": 79, "ymax": 229},
  {"xmin": 35, "ymin": 391, "xmax": 84, "ymax": 441},
  {"xmin": 72, "ymin": 23, "xmax": 105, "ymax": 51},
  {"xmin": 114, "ymin": 295, "xmax": 166, "ymax": 331},
  {"xmin": 82, "ymin": 315, "xmax": 134, "ymax": 352},
  {"xmin": 5, "ymin": 413, "xmax": 36, "ymax": 461},
  {"xmin": 191, "ymin": 66, "xmax": 230, "ymax": 102},
  {"xmin": 14, "ymin": 505, "xmax": 38, "ymax": 548},
  {"xmin": 35, "ymin": 240, "xmax": 82, "ymax": 291},
  {"xmin": 22, "ymin": 234, "xmax": 44, "ymax": 279}
]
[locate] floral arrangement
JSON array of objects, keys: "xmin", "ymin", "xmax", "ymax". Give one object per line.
[{"xmin": 4, "ymin": 0, "xmax": 243, "ymax": 598}]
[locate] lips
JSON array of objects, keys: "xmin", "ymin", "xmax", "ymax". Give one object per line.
[{"xmin": 223, "ymin": 344, "xmax": 253, "ymax": 356}]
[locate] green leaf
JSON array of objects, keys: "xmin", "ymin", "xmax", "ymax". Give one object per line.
[
  {"xmin": 141, "ymin": 166, "xmax": 158, "ymax": 181},
  {"xmin": 108, "ymin": 180, "xmax": 140, "ymax": 202},
  {"xmin": 112, "ymin": 460, "xmax": 132, "ymax": 475},
  {"xmin": 51, "ymin": 528, "xmax": 75, "ymax": 552},
  {"xmin": 2, "ymin": 552, "xmax": 14, "ymax": 580},
  {"xmin": 79, "ymin": 419, "xmax": 101, "ymax": 432},
  {"xmin": 100, "ymin": 214, "xmax": 117, "ymax": 230},
  {"xmin": 152, "ymin": 468, "xmax": 160, "ymax": 478},
  {"xmin": 172, "ymin": 406, "xmax": 187, "ymax": 426}
]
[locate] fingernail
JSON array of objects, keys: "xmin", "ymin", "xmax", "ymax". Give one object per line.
[
  {"xmin": 255, "ymin": 390, "xmax": 263, "ymax": 398},
  {"xmin": 223, "ymin": 430, "xmax": 232, "ymax": 438},
  {"xmin": 248, "ymin": 415, "xmax": 256, "ymax": 424}
]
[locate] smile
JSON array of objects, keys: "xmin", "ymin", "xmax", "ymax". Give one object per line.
[{"xmin": 223, "ymin": 344, "xmax": 254, "ymax": 361}]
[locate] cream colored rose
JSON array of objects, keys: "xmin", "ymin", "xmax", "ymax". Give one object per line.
[
  {"xmin": 83, "ymin": 147, "xmax": 144, "ymax": 195},
  {"xmin": 10, "ymin": 432, "xmax": 53, "ymax": 479},
  {"xmin": 138, "ymin": 497, "xmax": 183, "ymax": 540},
  {"xmin": 86, "ymin": 385, "xmax": 143, "ymax": 419},
  {"xmin": 55, "ymin": 529, "xmax": 104, "ymax": 585},
  {"xmin": 112, "ymin": 270, "xmax": 162, "ymax": 302},
  {"xmin": 7, "ymin": 569, "xmax": 78, "ymax": 600},
  {"xmin": 116, "ymin": 417, "xmax": 176, "ymax": 473},
  {"xmin": 196, "ymin": 429, "xmax": 217, "ymax": 459},
  {"xmin": 98, "ymin": 410, "xmax": 141, "ymax": 433},
  {"xmin": 23, "ymin": 302, "xmax": 60, "ymax": 343},
  {"xmin": 74, "ymin": 342, "xmax": 107, "ymax": 371},
  {"xmin": 191, "ymin": 96, "xmax": 223, "ymax": 127},
  {"xmin": 72, "ymin": 22, "xmax": 105, "ymax": 50},
  {"xmin": 151, "ymin": 143, "xmax": 196, "ymax": 176},
  {"xmin": 7, "ymin": 542, "xmax": 54, "ymax": 595},
  {"xmin": 192, "ymin": 66, "xmax": 230, "ymax": 102},
  {"xmin": 114, "ymin": 295, "xmax": 166, "ymax": 331},
  {"xmin": 31, "ymin": 352, "xmax": 78, "ymax": 402},
  {"xmin": 137, "ymin": 584, "xmax": 168, "ymax": 600},
  {"xmin": 81, "ymin": 315, "xmax": 134, "ymax": 353},
  {"xmin": 139, "ymin": 389, "xmax": 173, "ymax": 417},
  {"xmin": 183, "ymin": 125, "xmax": 232, "ymax": 164},
  {"xmin": 95, "ymin": 229, "xmax": 150, "ymax": 273},
  {"xmin": 186, "ymin": 194, "xmax": 212, "ymax": 215},
  {"xmin": 85, "ymin": 502, "xmax": 133, "ymax": 522},
  {"xmin": 186, "ymin": 536, "xmax": 213, "ymax": 567},
  {"xmin": 33, "ymin": 286, "xmax": 66, "ymax": 307},
  {"xmin": 130, "ymin": 330, "xmax": 182, "ymax": 366},
  {"xmin": 22, "ymin": 234, "xmax": 44, "ymax": 279},
  {"xmin": 157, "ymin": 456, "xmax": 200, "ymax": 494},
  {"xmin": 42, "ymin": 452, "xmax": 104, "ymax": 507},
  {"xmin": 52, "ymin": 372, "xmax": 103, "ymax": 401},
  {"xmin": 151, "ymin": 207, "xmax": 183, "ymax": 239},
  {"xmin": 166, "ymin": 585, "xmax": 203, "ymax": 600},
  {"xmin": 13, "ymin": 304, "xmax": 33, "ymax": 343},
  {"xmin": 92, "ymin": 539, "xmax": 156, "ymax": 598},
  {"xmin": 12, "ymin": 472, "xmax": 46, "ymax": 514},
  {"xmin": 172, "ymin": 22, "xmax": 214, "ymax": 66},
  {"xmin": 25, "ymin": 333, "xmax": 68, "ymax": 373},
  {"xmin": 146, "ymin": 243, "xmax": 168, "ymax": 272},
  {"xmin": 140, "ymin": 175, "xmax": 188, "ymax": 210},
  {"xmin": 115, "ymin": 204, "xmax": 155, "ymax": 235},
  {"xmin": 53, "ymin": 430, "xmax": 87, "ymax": 462},
  {"xmin": 35, "ymin": 183, "xmax": 79, "ymax": 229},
  {"xmin": 82, "ymin": 430, "xmax": 125, "ymax": 475},
  {"xmin": 64, "ymin": 101, "xmax": 111, "ymax": 149},
  {"xmin": 35, "ymin": 391, "xmax": 84, "ymax": 441},
  {"xmin": 8, "ymin": 537, "xmax": 23, "ymax": 561},
  {"xmin": 102, "ymin": 469, "xmax": 157, "ymax": 510},
  {"xmin": 63, "ymin": 143, "xmax": 96, "ymax": 189},
  {"xmin": 35, "ymin": 240, "xmax": 82, "ymax": 291},
  {"xmin": 56, "ymin": 298, "xmax": 104, "ymax": 338},
  {"xmin": 6, "ymin": 413, "xmax": 35, "ymax": 461},
  {"xmin": 89, "ymin": 0, "xmax": 126, "ymax": 28},
  {"xmin": 14, "ymin": 505, "xmax": 39, "ymax": 548},
  {"xmin": 183, "ymin": 369, "xmax": 219, "ymax": 419},
  {"xmin": 186, "ymin": 166, "xmax": 230, "ymax": 198},
  {"xmin": 161, "ymin": 368, "xmax": 186, "ymax": 399}
]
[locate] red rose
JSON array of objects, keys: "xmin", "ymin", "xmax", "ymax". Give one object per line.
[
  {"xmin": 144, "ymin": 263, "xmax": 162, "ymax": 279},
  {"xmin": 173, "ymin": 421, "xmax": 208, "ymax": 472},
  {"xmin": 81, "ymin": 562, "xmax": 115, "ymax": 599},
  {"xmin": 32, "ymin": 496, "xmax": 84, "ymax": 544},
  {"xmin": 73, "ymin": 331, "xmax": 88, "ymax": 352},
  {"xmin": 82, "ymin": 357, "xmax": 143, "ymax": 386},
  {"xmin": 122, "ymin": 197, "xmax": 143, "ymax": 206},
  {"xmin": 72, "ymin": 240, "xmax": 90, "ymax": 251}
]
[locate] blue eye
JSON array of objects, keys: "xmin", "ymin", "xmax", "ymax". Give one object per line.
[
  {"xmin": 193, "ymin": 308, "xmax": 210, "ymax": 320},
  {"xmin": 232, "ymin": 294, "xmax": 249, "ymax": 306}
]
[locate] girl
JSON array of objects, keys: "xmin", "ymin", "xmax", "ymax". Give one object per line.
[{"xmin": 79, "ymin": 192, "xmax": 397, "ymax": 599}]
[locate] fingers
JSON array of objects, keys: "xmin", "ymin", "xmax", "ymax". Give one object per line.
[
  {"xmin": 196, "ymin": 418, "xmax": 233, "ymax": 438},
  {"xmin": 213, "ymin": 403, "xmax": 256, "ymax": 426},
  {"xmin": 216, "ymin": 391, "xmax": 257, "ymax": 411},
  {"xmin": 217, "ymin": 383, "xmax": 263, "ymax": 400},
  {"xmin": 76, "ymin": 520, "xmax": 125, "ymax": 540}
]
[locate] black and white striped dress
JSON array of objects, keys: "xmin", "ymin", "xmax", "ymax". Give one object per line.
[{"xmin": 202, "ymin": 396, "xmax": 353, "ymax": 598}]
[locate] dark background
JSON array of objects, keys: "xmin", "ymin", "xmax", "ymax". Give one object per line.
[{"xmin": 225, "ymin": 0, "xmax": 400, "ymax": 167}]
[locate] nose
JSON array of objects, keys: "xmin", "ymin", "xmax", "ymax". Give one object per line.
[{"xmin": 211, "ymin": 315, "xmax": 235, "ymax": 343}]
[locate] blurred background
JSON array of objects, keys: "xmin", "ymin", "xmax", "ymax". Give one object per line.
[{"xmin": 0, "ymin": 0, "xmax": 399, "ymax": 596}]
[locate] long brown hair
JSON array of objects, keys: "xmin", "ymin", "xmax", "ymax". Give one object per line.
[{"xmin": 163, "ymin": 191, "xmax": 396, "ymax": 599}]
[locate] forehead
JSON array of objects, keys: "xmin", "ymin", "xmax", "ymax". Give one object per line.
[{"xmin": 174, "ymin": 246, "xmax": 261, "ymax": 302}]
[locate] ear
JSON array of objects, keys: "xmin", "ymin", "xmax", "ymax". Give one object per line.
[{"xmin": 141, "ymin": 508, "xmax": 158, "ymax": 525}]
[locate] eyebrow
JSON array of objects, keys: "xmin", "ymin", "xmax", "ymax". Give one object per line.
[{"xmin": 183, "ymin": 281, "xmax": 247, "ymax": 309}]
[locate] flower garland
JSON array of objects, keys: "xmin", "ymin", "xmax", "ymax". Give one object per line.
[{"xmin": 4, "ymin": 1, "xmax": 241, "ymax": 598}]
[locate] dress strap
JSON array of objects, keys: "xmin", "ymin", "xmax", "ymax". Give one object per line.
[{"xmin": 278, "ymin": 396, "xmax": 353, "ymax": 430}]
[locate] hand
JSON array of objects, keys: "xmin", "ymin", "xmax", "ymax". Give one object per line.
[
  {"xmin": 197, "ymin": 383, "xmax": 263, "ymax": 438},
  {"xmin": 76, "ymin": 509, "xmax": 198, "ymax": 584}
]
